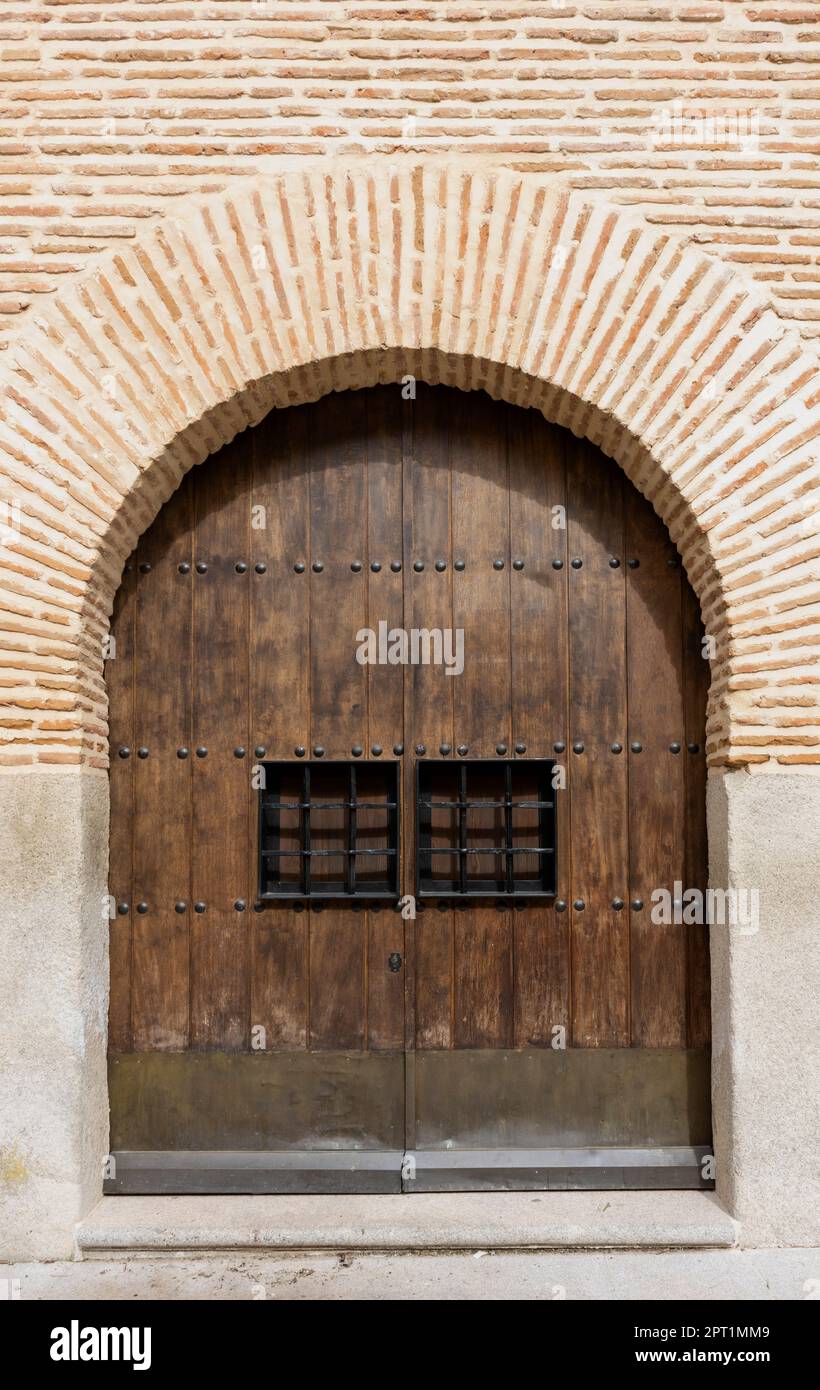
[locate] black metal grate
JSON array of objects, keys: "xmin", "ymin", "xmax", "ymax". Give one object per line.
[
  {"xmin": 258, "ymin": 760, "xmax": 400, "ymax": 900},
  {"xmin": 416, "ymin": 760, "xmax": 556, "ymax": 898}
]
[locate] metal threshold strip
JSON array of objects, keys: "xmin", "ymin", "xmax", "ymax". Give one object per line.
[
  {"xmin": 105, "ymin": 1147, "xmax": 714, "ymax": 1196},
  {"xmin": 405, "ymin": 1147, "xmax": 714, "ymax": 1192}
]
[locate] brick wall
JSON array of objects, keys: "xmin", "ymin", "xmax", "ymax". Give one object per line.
[
  {"xmin": 1, "ymin": 9, "xmax": 819, "ymax": 770},
  {"xmin": 2, "ymin": 2, "xmax": 820, "ymax": 345},
  {"xmin": 1, "ymin": 164, "xmax": 818, "ymax": 768}
]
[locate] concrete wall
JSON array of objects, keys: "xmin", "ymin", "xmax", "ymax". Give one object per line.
[
  {"xmin": 710, "ymin": 768, "xmax": 820, "ymax": 1248},
  {"xmin": 0, "ymin": 771, "xmax": 108, "ymax": 1261}
]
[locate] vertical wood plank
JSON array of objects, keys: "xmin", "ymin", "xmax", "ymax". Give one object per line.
[
  {"xmin": 190, "ymin": 439, "xmax": 251, "ymax": 1050},
  {"xmin": 683, "ymin": 576, "xmax": 711, "ymax": 1047},
  {"xmin": 365, "ymin": 385, "xmax": 405, "ymax": 761},
  {"xmin": 365, "ymin": 385, "xmax": 405, "ymax": 1051},
  {"xmin": 626, "ymin": 488, "xmax": 687, "ymax": 1048},
  {"xmin": 107, "ymin": 553, "xmax": 135, "ymax": 1051},
  {"xmin": 451, "ymin": 390, "xmax": 513, "ymax": 1049},
  {"xmin": 567, "ymin": 440, "xmax": 630, "ymax": 1047},
  {"xmin": 508, "ymin": 407, "xmax": 569, "ymax": 762},
  {"xmin": 451, "ymin": 391, "xmax": 511, "ymax": 761},
  {"xmin": 357, "ymin": 763, "xmax": 403, "ymax": 1050},
  {"xmin": 131, "ymin": 481, "xmax": 192, "ymax": 1051},
  {"xmin": 406, "ymin": 385, "xmax": 454, "ymax": 1050},
  {"xmin": 508, "ymin": 405, "xmax": 570, "ymax": 1046},
  {"xmin": 249, "ymin": 407, "xmax": 310, "ymax": 1050},
  {"xmin": 307, "ymin": 393, "xmax": 367, "ymax": 1050},
  {"xmin": 308, "ymin": 392, "xmax": 367, "ymax": 760},
  {"xmin": 250, "ymin": 406, "xmax": 311, "ymax": 758}
]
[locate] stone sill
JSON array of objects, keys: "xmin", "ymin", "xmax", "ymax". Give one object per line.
[{"xmin": 76, "ymin": 1191, "xmax": 737, "ymax": 1258}]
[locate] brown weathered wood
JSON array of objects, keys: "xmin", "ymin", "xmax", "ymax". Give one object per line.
[
  {"xmin": 109, "ymin": 383, "xmax": 710, "ymax": 1165},
  {"xmin": 364, "ymin": 387, "xmax": 406, "ymax": 1051},
  {"xmin": 406, "ymin": 385, "xmax": 454, "ymax": 1050},
  {"xmin": 250, "ymin": 405, "xmax": 310, "ymax": 758},
  {"xmin": 358, "ymin": 766, "xmax": 404, "ymax": 1050},
  {"xmin": 249, "ymin": 406, "xmax": 310, "ymax": 1050},
  {"xmin": 567, "ymin": 440, "xmax": 630, "ymax": 1047},
  {"xmin": 451, "ymin": 390, "xmax": 513, "ymax": 1049},
  {"xmin": 190, "ymin": 439, "xmax": 250, "ymax": 1050},
  {"xmin": 107, "ymin": 554, "xmax": 136, "ymax": 1052},
  {"xmin": 626, "ymin": 488, "xmax": 687, "ymax": 1048},
  {"xmin": 308, "ymin": 392, "xmax": 368, "ymax": 758},
  {"xmin": 683, "ymin": 576, "xmax": 711, "ymax": 1047},
  {"xmin": 366, "ymin": 386, "xmax": 405, "ymax": 759},
  {"xmin": 508, "ymin": 405, "xmax": 570, "ymax": 1046},
  {"xmin": 307, "ymin": 394, "xmax": 367, "ymax": 1050},
  {"xmin": 131, "ymin": 479, "xmax": 192, "ymax": 1051}
]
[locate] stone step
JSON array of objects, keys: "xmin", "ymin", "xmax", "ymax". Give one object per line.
[{"xmin": 76, "ymin": 1191, "xmax": 737, "ymax": 1258}]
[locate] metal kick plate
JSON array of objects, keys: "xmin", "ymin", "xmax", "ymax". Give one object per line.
[
  {"xmin": 413, "ymin": 1048, "xmax": 712, "ymax": 1149},
  {"xmin": 402, "ymin": 1147, "xmax": 714, "ymax": 1192},
  {"xmin": 108, "ymin": 1052, "xmax": 404, "ymax": 1152},
  {"xmin": 104, "ymin": 1146, "xmax": 713, "ymax": 1195},
  {"xmin": 107, "ymin": 1048, "xmax": 712, "ymax": 1194},
  {"xmin": 105, "ymin": 1150, "xmax": 403, "ymax": 1195}
]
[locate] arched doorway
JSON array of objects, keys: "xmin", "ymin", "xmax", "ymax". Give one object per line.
[{"xmin": 105, "ymin": 383, "xmax": 711, "ymax": 1194}]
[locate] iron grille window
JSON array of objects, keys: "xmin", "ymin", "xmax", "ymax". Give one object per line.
[
  {"xmin": 258, "ymin": 761, "xmax": 399, "ymax": 900},
  {"xmin": 416, "ymin": 760, "xmax": 556, "ymax": 898}
]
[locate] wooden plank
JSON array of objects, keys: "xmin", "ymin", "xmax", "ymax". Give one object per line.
[
  {"xmin": 682, "ymin": 576, "xmax": 711, "ymax": 1047},
  {"xmin": 451, "ymin": 389, "xmax": 513, "ymax": 1049},
  {"xmin": 190, "ymin": 439, "xmax": 251, "ymax": 1051},
  {"xmin": 251, "ymin": 904, "xmax": 308, "ymax": 1051},
  {"xmin": 507, "ymin": 405, "xmax": 569, "ymax": 761},
  {"xmin": 107, "ymin": 553, "xmax": 136, "ymax": 1052},
  {"xmin": 365, "ymin": 386, "xmax": 405, "ymax": 1051},
  {"xmin": 626, "ymin": 488, "xmax": 687, "ymax": 1048},
  {"xmin": 131, "ymin": 479, "xmax": 192, "ymax": 1051},
  {"xmin": 365, "ymin": 871, "xmax": 404, "ymax": 1049},
  {"xmin": 567, "ymin": 439, "xmax": 630, "ymax": 1047},
  {"xmin": 365, "ymin": 385, "xmax": 405, "ymax": 761},
  {"xmin": 508, "ymin": 404, "xmax": 570, "ymax": 1046},
  {"xmin": 307, "ymin": 392, "xmax": 367, "ymax": 1050},
  {"xmin": 308, "ymin": 391, "xmax": 368, "ymax": 759},
  {"xmin": 248, "ymin": 406, "xmax": 310, "ymax": 1051},
  {"xmin": 250, "ymin": 406, "xmax": 310, "ymax": 758},
  {"xmin": 405, "ymin": 385, "xmax": 454, "ymax": 1051},
  {"xmin": 451, "ymin": 390, "xmax": 511, "ymax": 760}
]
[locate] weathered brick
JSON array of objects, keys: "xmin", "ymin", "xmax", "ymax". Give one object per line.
[
  {"xmin": 0, "ymin": 7, "xmax": 817, "ymax": 765},
  {"xmin": 0, "ymin": 162, "xmax": 817, "ymax": 768},
  {"xmin": 0, "ymin": 2, "xmax": 815, "ymax": 345}
]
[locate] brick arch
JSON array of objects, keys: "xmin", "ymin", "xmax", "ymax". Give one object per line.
[{"xmin": 0, "ymin": 162, "xmax": 818, "ymax": 771}]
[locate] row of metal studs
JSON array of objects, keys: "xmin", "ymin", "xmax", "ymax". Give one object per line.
[
  {"xmin": 113, "ymin": 898, "xmax": 648, "ymax": 914},
  {"xmin": 130, "ymin": 556, "xmax": 677, "ymax": 574},
  {"xmin": 117, "ymin": 741, "xmax": 700, "ymax": 757}
]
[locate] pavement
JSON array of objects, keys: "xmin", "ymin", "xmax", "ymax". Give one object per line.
[{"xmin": 3, "ymin": 1248, "xmax": 817, "ymax": 1300}]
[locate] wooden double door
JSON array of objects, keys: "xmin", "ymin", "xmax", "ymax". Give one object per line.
[{"xmin": 107, "ymin": 385, "xmax": 711, "ymax": 1193}]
